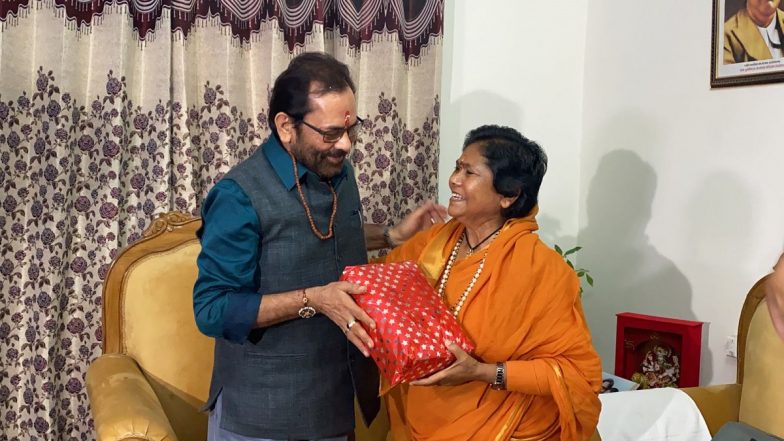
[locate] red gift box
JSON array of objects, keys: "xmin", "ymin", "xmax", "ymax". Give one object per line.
[{"xmin": 340, "ymin": 261, "xmax": 475, "ymax": 391}]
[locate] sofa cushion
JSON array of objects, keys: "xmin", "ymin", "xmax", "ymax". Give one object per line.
[
  {"xmin": 738, "ymin": 300, "xmax": 784, "ymax": 437},
  {"xmin": 122, "ymin": 241, "xmax": 214, "ymax": 440}
]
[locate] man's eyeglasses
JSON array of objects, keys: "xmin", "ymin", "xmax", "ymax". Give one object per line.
[{"xmin": 298, "ymin": 117, "xmax": 365, "ymax": 143}]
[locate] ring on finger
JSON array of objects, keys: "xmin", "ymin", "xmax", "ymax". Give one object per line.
[{"xmin": 346, "ymin": 318, "xmax": 357, "ymax": 331}]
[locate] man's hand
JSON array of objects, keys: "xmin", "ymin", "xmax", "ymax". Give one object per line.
[
  {"xmin": 387, "ymin": 200, "xmax": 448, "ymax": 246},
  {"xmin": 767, "ymin": 253, "xmax": 784, "ymax": 341},
  {"xmin": 308, "ymin": 281, "xmax": 376, "ymax": 357},
  {"xmin": 409, "ymin": 342, "xmax": 493, "ymax": 387}
]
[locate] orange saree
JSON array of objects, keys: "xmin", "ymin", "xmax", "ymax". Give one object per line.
[{"xmin": 378, "ymin": 211, "xmax": 602, "ymax": 441}]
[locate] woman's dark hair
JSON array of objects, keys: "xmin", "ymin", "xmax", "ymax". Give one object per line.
[
  {"xmin": 268, "ymin": 52, "xmax": 355, "ymax": 138},
  {"xmin": 463, "ymin": 125, "xmax": 548, "ymax": 219}
]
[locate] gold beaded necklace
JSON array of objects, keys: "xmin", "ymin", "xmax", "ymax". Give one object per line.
[
  {"xmin": 437, "ymin": 229, "xmax": 501, "ymax": 318},
  {"xmin": 290, "ymin": 153, "xmax": 337, "ymax": 240}
]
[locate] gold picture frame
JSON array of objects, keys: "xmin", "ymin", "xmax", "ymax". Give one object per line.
[{"xmin": 711, "ymin": 0, "xmax": 784, "ymax": 87}]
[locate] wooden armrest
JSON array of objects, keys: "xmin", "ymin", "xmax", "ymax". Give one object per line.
[
  {"xmin": 86, "ymin": 354, "xmax": 178, "ymax": 441},
  {"xmin": 681, "ymin": 383, "xmax": 742, "ymax": 436}
]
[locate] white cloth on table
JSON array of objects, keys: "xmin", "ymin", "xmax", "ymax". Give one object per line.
[{"xmin": 596, "ymin": 387, "xmax": 711, "ymax": 441}]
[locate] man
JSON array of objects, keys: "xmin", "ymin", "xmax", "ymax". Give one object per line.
[
  {"xmin": 767, "ymin": 252, "xmax": 784, "ymax": 341},
  {"xmin": 724, "ymin": 0, "xmax": 784, "ymax": 64},
  {"xmin": 193, "ymin": 52, "xmax": 445, "ymax": 440}
]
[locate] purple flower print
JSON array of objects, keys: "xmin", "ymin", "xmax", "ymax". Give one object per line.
[
  {"xmin": 216, "ymin": 112, "xmax": 231, "ymax": 129},
  {"xmin": 43, "ymin": 165, "xmax": 58, "ymax": 182},
  {"xmin": 378, "ymin": 98, "xmax": 392, "ymax": 115},
  {"xmin": 371, "ymin": 209, "xmax": 387, "ymax": 224},
  {"xmin": 54, "ymin": 355, "xmax": 66, "ymax": 370},
  {"xmin": 402, "ymin": 183, "xmax": 415, "ymax": 198},
  {"xmin": 202, "ymin": 148, "xmax": 215, "ymax": 163},
  {"xmin": 78, "ymin": 135, "xmax": 94, "ymax": 152},
  {"xmin": 130, "ymin": 173, "xmax": 145, "ymax": 190},
  {"xmin": 25, "ymin": 326, "xmax": 36, "ymax": 343},
  {"xmin": 17, "ymin": 94, "xmax": 30, "ymax": 109},
  {"xmin": 24, "ymin": 389, "xmax": 34, "ymax": 404},
  {"xmin": 37, "ymin": 292, "xmax": 51, "ymax": 308},
  {"xmin": 33, "ymin": 417, "xmax": 49, "ymax": 433},
  {"xmin": 33, "ymin": 355, "xmax": 47, "ymax": 371},
  {"xmin": 106, "ymin": 77, "xmax": 122, "ymax": 96},
  {"xmin": 402, "ymin": 130, "xmax": 414, "ymax": 145},
  {"xmin": 31, "ymin": 201, "xmax": 43, "ymax": 218},
  {"xmin": 375, "ymin": 154, "xmax": 390, "ymax": 170},
  {"xmin": 204, "ymin": 87, "xmax": 217, "ymax": 104},
  {"xmin": 133, "ymin": 114, "xmax": 149, "ymax": 130},
  {"xmin": 46, "ymin": 100, "xmax": 61, "ymax": 118},
  {"xmin": 100, "ymin": 202, "xmax": 118, "ymax": 219},
  {"xmin": 67, "ymin": 318, "xmax": 85, "ymax": 334},
  {"xmin": 7, "ymin": 132, "xmax": 20, "ymax": 148},
  {"xmin": 2, "ymin": 196, "xmax": 17, "ymax": 213},
  {"xmin": 70, "ymin": 256, "xmax": 87, "ymax": 274},
  {"xmin": 74, "ymin": 196, "xmax": 91, "ymax": 212},
  {"xmin": 34, "ymin": 138, "xmax": 46, "ymax": 155},
  {"xmin": 14, "ymin": 159, "xmax": 27, "ymax": 173},
  {"xmin": 36, "ymin": 74, "xmax": 48, "ymax": 92},
  {"xmin": 143, "ymin": 200, "xmax": 155, "ymax": 215}
]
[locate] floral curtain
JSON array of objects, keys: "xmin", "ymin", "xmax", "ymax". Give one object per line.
[{"xmin": 0, "ymin": 0, "xmax": 443, "ymax": 438}]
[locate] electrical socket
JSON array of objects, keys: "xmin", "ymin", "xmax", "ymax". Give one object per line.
[{"xmin": 725, "ymin": 334, "xmax": 737, "ymax": 358}]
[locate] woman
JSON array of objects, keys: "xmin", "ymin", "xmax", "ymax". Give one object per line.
[{"xmin": 381, "ymin": 125, "xmax": 602, "ymax": 440}]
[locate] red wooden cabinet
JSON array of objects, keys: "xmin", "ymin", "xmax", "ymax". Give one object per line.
[{"xmin": 615, "ymin": 312, "xmax": 703, "ymax": 388}]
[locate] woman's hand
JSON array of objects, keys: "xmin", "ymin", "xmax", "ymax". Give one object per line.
[
  {"xmin": 409, "ymin": 342, "xmax": 495, "ymax": 387},
  {"xmin": 387, "ymin": 200, "xmax": 447, "ymax": 246}
]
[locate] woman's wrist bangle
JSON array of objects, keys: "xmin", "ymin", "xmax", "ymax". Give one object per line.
[{"xmin": 383, "ymin": 226, "xmax": 395, "ymax": 248}]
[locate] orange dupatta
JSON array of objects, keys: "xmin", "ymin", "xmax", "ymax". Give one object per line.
[{"xmin": 379, "ymin": 210, "xmax": 602, "ymax": 441}]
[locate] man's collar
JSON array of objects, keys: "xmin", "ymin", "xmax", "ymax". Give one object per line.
[{"xmin": 262, "ymin": 135, "xmax": 348, "ymax": 190}]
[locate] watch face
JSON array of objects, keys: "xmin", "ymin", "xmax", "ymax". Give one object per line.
[{"xmin": 298, "ymin": 306, "xmax": 316, "ymax": 319}]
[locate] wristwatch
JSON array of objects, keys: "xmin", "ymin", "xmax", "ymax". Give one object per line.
[
  {"xmin": 297, "ymin": 289, "xmax": 316, "ymax": 319},
  {"xmin": 490, "ymin": 362, "xmax": 506, "ymax": 390}
]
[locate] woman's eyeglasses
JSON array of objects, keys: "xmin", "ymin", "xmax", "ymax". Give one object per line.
[{"xmin": 299, "ymin": 116, "xmax": 365, "ymax": 143}]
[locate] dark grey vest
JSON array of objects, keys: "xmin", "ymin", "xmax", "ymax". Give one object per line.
[{"xmin": 205, "ymin": 139, "xmax": 379, "ymax": 439}]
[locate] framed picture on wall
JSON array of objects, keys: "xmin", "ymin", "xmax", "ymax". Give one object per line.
[{"xmin": 711, "ymin": 0, "xmax": 784, "ymax": 87}]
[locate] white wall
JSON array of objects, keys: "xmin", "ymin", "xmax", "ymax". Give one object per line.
[
  {"xmin": 579, "ymin": 1, "xmax": 784, "ymax": 385},
  {"xmin": 441, "ymin": 0, "xmax": 784, "ymax": 386},
  {"xmin": 439, "ymin": 0, "xmax": 588, "ymax": 248}
]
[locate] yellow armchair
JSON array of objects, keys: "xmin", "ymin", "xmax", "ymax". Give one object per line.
[
  {"xmin": 86, "ymin": 212, "xmax": 388, "ymax": 441},
  {"xmin": 681, "ymin": 274, "xmax": 784, "ymax": 438}
]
